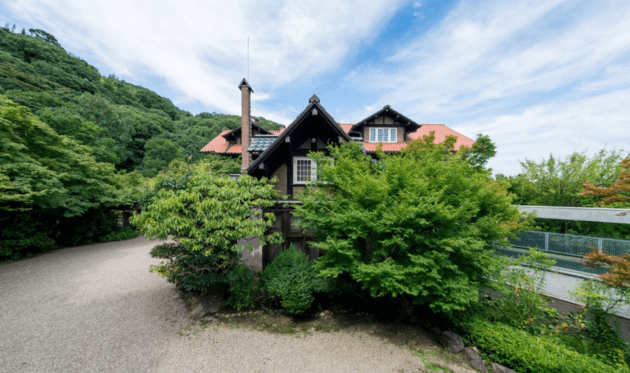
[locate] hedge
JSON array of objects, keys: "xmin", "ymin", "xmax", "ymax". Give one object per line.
[{"xmin": 466, "ymin": 319, "xmax": 630, "ymax": 373}]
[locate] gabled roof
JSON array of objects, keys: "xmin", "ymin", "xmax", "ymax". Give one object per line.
[
  {"xmin": 350, "ymin": 105, "xmax": 421, "ymax": 134},
  {"xmin": 200, "ymin": 127, "xmax": 286, "ymax": 154},
  {"xmin": 339, "ymin": 124, "xmax": 353, "ymax": 134},
  {"xmin": 222, "ymin": 120, "xmax": 274, "ymax": 140},
  {"xmin": 200, "ymin": 113, "xmax": 475, "ymax": 156},
  {"xmin": 246, "ymin": 99, "xmax": 351, "ymax": 174},
  {"xmin": 408, "ymin": 124, "xmax": 475, "ymax": 150},
  {"xmin": 200, "ymin": 130, "xmax": 232, "ymax": 153}
]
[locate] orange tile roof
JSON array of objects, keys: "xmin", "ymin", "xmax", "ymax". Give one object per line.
[
  {"xmin": 200, "ymin": 123, "xmax": 474, "ymax": 155},
  {"xmin": 408, "ymin": 124, "xmax": 475, "ymax": 150},
  {"xmin": 200, "ymin": 130, "xmax": 232, "ymax": 153},
  {"xmin": 224, "ymin": 144, "xmax": 242, "ymax": 154},
  {"xmin": 339, "ymin": 124, "xmax": 353, "ymax": 134},
  {"xmin": 362, "ymin": 142, "xmax": 408, "ymax": 153}
]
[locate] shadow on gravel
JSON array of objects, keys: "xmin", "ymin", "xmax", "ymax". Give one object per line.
[{"xmin": 177, "ymin": 290, "xmax": 471, "ymax": 373}]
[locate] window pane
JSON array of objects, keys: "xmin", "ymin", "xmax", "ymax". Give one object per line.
[
  {"xmin": 390, "ymin": 128, "xmax": 396, "ymax": 142},
  {"xmin": 370, "ymin": 128, "xmax": 376, "ymax": 142},
  {"xmin": 296, "ymin": 159, "xmax": 314, "ymax": 182}
]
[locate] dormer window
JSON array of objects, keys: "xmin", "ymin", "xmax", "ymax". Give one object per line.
[{"xmin": 369, "ymin": 128, "xmax": 397, "ymax": 143}]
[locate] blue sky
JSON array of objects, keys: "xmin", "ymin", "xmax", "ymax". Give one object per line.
[{"xmin": 2, "ymin": 0, "xmax": 629, "ymax": 175}]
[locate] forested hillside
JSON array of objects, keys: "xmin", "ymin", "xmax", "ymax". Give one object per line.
[{"xmin": 0, "ymin": 26, "xmax": 282, "ymax": 259}]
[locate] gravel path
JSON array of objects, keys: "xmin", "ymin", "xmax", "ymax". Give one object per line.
[{"xmin": 0, "ymin": 237, "xmax": 470, "ymax": 373}]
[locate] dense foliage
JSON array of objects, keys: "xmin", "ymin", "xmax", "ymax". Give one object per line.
[
  {"xmin": 0, "ymin": 27, "xmax": 281, "ymax": 175},
  {"xmin": 582, "ymin": 157, "xmax": 630, "ymax": 207},
  {"xmin": 454, "ymin": 247, "xmax": 630, "ymax": 370},
  {"xmin": 131, "ymin": 161, "xmax": 281, "ymax": 294},
  {"xmin": 464, "ymin": 319, "xmax": 629, "ymax": 373},
  {"xmin": 485, "ymin": 249, "xmax": 559, "ymax": 333},
  {"xmin": 501, "ymin": 149, "xmax": 630, "ymax": 238},
  {"xmin": 294, "ymin": 140, "xmax": 528, "ymax": 313},
  {"xmin": 259, "ymin": 244, "xmax": 328, "ymax": 315},
  {"xmin": 0, "ymin": 95, "xmax": 125, "ymax": 258},
  {"xmin": 0, "ymin": 26, "xmax": 282, "ymax": 258}
]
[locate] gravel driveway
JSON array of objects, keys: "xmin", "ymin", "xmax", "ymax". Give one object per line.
[{"xmin": 0, "ymin": 237, "xmax": 472, "ymax": 373}]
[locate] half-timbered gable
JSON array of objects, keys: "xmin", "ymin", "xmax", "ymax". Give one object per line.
[
  {"xmin": 247, "ymin": 94, "xmax": 351, "ymax": 197},
  {"xmin": 199, "ymin": 79, "xmax": 476, "ymax": 196},
  {"xmin": 348, "ymin": 105, "xmax": 421, "ymax": 153}
]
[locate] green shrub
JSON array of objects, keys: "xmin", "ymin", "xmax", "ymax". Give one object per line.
[
  {"xmin": 132, "ymin": 162, "xmax": 281, "ymax": 293},
  {"xmin": 56, "ymin": 208, "xmax": 119, "ymax": 246},
  {"xmin": 260, "ymin": 244, "xmax": 327, "ymax": 315},
  {"xmin": 99, "ymin": 226, "xmax": 138, "ymax": 242},
  {"xmin": 465, "ymin": 319, "xmax": 630, "ymax": 373},
  {"xmin": 226, "ymin": 264, "xmax": 256, "ymax": 311},
  {"xmin": 294, "ymin": 141, "xmax": 529, "ymax": 313},
  {"xmin": 584, "ymin": 308, "xmax": 629, "ymax": 368},
  {"xmin": 149, "ymin": 242, "xmax": 236, "ymax": 292},
  {"xmin": 0, "ymin": 212, "xmax": 55, "ymax": 260}
]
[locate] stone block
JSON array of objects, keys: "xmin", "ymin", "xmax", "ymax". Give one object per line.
[
  {"xmin": 462, "ymin": 347, "xmax": 487, "ymax": 372},
  {"xmin": 191, "ymin": 286, "xmax": 226, "ymax": 318},
  {"xmin": 438, "ymin": 331, "xmax": 464, "ymax": 353}
]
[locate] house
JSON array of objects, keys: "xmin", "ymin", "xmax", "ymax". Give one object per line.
[
  {"xmin": 201, "ymin": 78, "xmax": 475, "ymax": 198},
  {"xmin": 200, "ymin": 79, "xmax": 475, "ymax": 269}
]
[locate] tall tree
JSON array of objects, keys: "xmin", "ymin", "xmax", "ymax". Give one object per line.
[
  {"xmin": 294, "ymin": 142, "xmax": 528, "ymax": 313},
  {"xmin": 581, "ymin": 158, "xmax": 630, "ymax": 207}
]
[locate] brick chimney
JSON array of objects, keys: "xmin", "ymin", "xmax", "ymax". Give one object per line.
[{"xmin": 238, "ymin": 78, "xmax": 253, "ymax": 171}]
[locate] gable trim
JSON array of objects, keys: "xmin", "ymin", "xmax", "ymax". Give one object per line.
[{"xmin": 246, "ymin": 100, "xmax": 351, "ymax": 175}]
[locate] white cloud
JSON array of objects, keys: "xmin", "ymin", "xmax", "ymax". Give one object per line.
[
  {"xmin": 4, "ymin": 0, "xmax": 406, "ymax": 115},
  {"xmin": 469, "ymin": 89, "xmax": 630, "ymax": 175},
  {"xmin": 347, "ymin": 0, "xmax": 630, "ymax": 175}
]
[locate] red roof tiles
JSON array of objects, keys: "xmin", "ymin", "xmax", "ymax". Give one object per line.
[
  {"xmin": 200, "ymin": 130, "xmax": 232, "ymax": 153},
  {"xmin": 408, "ymin": 124, "xmax": 475, "ymax": 150},
  {"xmin": 200, "ymin": 123, "xmax": 474, "ymax": 155},
  {"xmin": 339, "ymin": 124, "xmax": 353, "ymax": 134},
  {"xmin": 362, "ymin": 142, "xmax": 408, "ymax": 153}
]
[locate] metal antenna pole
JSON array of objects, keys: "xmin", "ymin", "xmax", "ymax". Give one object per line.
[{"xmin": 247, "ymin": 37, "xmax": 249, "ymax": 82}]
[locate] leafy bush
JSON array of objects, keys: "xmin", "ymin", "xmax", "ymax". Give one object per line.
[
  {"xmin": 465, "ymin": 319, "xmax": 629, "ymax": 373},
  {"xmin": 294, "ymin": 141, "xmax": 530, "ymax": 313},
  {"xmin": 56, "ymin": 208, "xmax": 119, "ymax": 246},
  {"xmin": 569, "ymin": 278, "xmax": 630, "ymax": 367},
  {"xmin": 0, "ymin": 212, "xmax": 54, "ymax": 260},
  {"xmin": 99, "ymin": 226, "xmax": 138, "ymax": 242},
  {"xmin": 149, "ymin": 242, "xmax": 234, "ymax": 291},
  {"xmin": 226, "ymin": 264, "xmax": 257, "ymax": 311},
  {"xmin": 260, "ymin": 244, "xmax": 328, "ymax": 315},
  {"xmin": 483, "ymin": 248, "xmax": 561, "ymax": 334},
  {"xmin": 133, "ymin": 162, "xmax": 281, "ymax": 293}
]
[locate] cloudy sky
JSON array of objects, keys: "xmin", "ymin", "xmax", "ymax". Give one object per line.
[{"xmin": 2, "ymin": 0, "xmax": 629, "ymax": 175}]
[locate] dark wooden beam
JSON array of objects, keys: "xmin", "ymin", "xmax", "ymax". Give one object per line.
[{"xmin": 287, "ymin": 141, "xmax": 293, "ymax": 197}]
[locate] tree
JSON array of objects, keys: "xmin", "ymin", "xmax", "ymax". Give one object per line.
[
  {"xmin": 0, "ymin": 95, "xmax": 120, "ymax": 258},
  {"xmin": 293, "ymin": 141, "xmax": 529, "ymax": 313},
  {"xmin": 139, "ymin": 138, "xmax": 184, "ymax": 177},
  {"xmin": 131, "ymin": 162, "xmax": 281, "ymax": 291},
  {"xmin": 508, "ymin": 149, "xmax": 628, "ymax": 235},
  {"xmin": 461, "ymin": 134, "xmax": 497, "ymax": 170},
  {"xmin": 514, "ymin": 150, "xmax": 626, "ymax": 208},
  {"xmin": 581, "ymin": 158, "xmax": 630, "ymax": 207},
  {"xmin": 28, "ymin": 28, "xmax": 61, "ymax": 47}
]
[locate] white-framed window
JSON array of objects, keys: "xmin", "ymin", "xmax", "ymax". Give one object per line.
[
  {"xmin": 369, "ymin": 127, "xmax": 397, "ymax": 143},
  {"xmin": 293, "ymin": 157, "xmax": 317, "ymax": 184}
]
